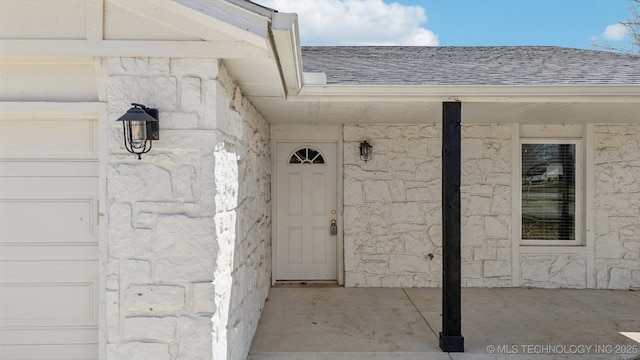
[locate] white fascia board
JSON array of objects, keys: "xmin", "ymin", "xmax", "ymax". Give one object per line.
[
  {"xmin": 0, "ymin": 39, "xmax": 269, "ymax": 58},
  {"xmin": 271, "ymin": 12, "xmax": 304, "ymax": 95},
  {"xmin": 293, "ymin": 85, "xmax": 640, "ymax": 103}
]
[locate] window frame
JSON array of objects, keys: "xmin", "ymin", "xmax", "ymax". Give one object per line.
[{"xmin": 519, "ymin": 138, "xmax": 583, "ymax": 246}]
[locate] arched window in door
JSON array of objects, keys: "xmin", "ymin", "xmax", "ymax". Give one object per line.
[{"xmin": 289, "ymin": 147, "xmax": 325, "ymax": 164}]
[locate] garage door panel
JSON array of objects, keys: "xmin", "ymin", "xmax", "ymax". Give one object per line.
[
  {"xmin": 0, "ymin": 245, "xmax": 98, "ymax": 261},
  {"xmin": 0, "ymin": 279, "xmax": 96, "ymax": 323},
  {"xmin": 0, "ymin": 161, "xmax": 98, "ymax": 177},
  {"xmin": 0, "ymin": 327, "xmax": 98, "ymax": 345},
  {"xmin": 0, "ymin": 176, "xmax": 97, "ymax": 193},
  {"xmin": 0, "ymin": 198, "xmax": 96, "ymax": 243},
  {"xmin": 0, "ymin": 259, "xmax": 97, "ymax": 275},
  {"xmin": 0, "ymin": 117, "xmax": 97, "ymax": 158},
  {"xmin": 0, "ymin": 344, "xmax": 97, "ymax": 360}
]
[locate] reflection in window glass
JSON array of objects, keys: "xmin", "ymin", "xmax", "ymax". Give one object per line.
[
  {"xmin": 289, "ymin": 147, "xmax": 325, "ymax": 164},
  {"xmin": 522, "ymin": 144, "xmax": 575, "ymax": 240}
]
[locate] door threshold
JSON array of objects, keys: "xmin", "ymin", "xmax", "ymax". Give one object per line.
[{"xmin": 274, "ymin": 281, "xmax": 341, "ymax": 288}]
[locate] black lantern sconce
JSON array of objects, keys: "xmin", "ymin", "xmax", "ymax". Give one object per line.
[
  {"xmin": 117, "ymin": 103, "xmax": 159, "ymax": 160},
  {"xmin": 359, "ymin": 140, "xmax": 373, "ymax": 162}
]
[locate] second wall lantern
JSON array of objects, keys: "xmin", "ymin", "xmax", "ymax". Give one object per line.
[
  {"xmin": 117, "ymin": 103, "xmax": 159, "ymax": 160},
  {"xmin": 359, "ymin": 140, "xmax": 373, "ymax": 162}
]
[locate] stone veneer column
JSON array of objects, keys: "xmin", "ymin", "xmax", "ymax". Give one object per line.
[{"xmin": 104, "ymin": 58, "xmax": 271, "ymax": 360}]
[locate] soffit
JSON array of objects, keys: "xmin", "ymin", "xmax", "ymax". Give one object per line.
[
  {"xmin": 241, "ymin": 46, "xmax": 640, "ymax": 125},
  {"xmin": 247, "ymin": 96, "xmax": 640, "ymax": 125}
]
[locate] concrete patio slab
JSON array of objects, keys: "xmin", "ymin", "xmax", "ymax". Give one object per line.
[
  {"xmin": 249, "ymin": 287, "xmax": 640, "ymax": 360},
  {"xmin": 249, "ymin": 288, "xmax": 440, "ymax": 353}
]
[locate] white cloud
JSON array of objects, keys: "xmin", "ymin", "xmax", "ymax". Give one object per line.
[
  {"xmin": 601, "ymin": 23, "xmax": 629, "ymax": 41},
  {"xmin": 255, "ymin": 0, "xmax": 439, "ymax": 46}
]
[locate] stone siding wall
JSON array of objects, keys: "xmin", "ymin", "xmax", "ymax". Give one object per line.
[
  {"xmin": 593, "ymin": 125, "xmax": 640, "ymax": 290},
  {"xmin": 519, "ymin": 253, "xmax": 587, "ymax": 288},
  {"xmin": 461, "ymin": 125, "xmax": 513, "ymax": 287},
  {"xmin": 343, "ymin": 124, "xmax": 513, "ymax": 287},
  {"xmin": 213, "ymin": 63, "xmax": 271, "ymax": 360},
  {"xmin": 344, "ymin": 122, "xmax": 640, "ymax": 290},
  {"xmin": 104, "ymin": 58, "xmax": 270, "ymax": 360},
  {"xmin": 343, "ymin": 125, "xmax": 442, "ymax": 287}
]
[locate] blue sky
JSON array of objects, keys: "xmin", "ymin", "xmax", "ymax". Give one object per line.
[
  {"xmin": 254, "ymin": 0, "xmax": 632, "ymax": 50},
  {"xmin": 411, "ymin": 0, "xmax": 628, "ymax": 49}
]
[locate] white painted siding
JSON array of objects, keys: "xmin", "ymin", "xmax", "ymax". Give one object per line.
[
  {"xmin": 0, "ymin": 57, "xmax": 98, "ymax": 102},
  {"xmin": 0, "ymin": 0, "xmax": 87, "ymax": 39},
  {"xmin": 104, "ymin": 2, "xmax": 201, "ymax": 41}
]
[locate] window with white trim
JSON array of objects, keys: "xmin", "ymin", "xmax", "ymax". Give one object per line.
[{"xmin": 520, "ymin": 139, "xmax": 582, "ymax": 245}]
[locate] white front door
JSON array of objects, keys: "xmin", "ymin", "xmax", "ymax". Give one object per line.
[{"xmin": 276, "ymin": 142, "xmax": 337, "ymax": 281}]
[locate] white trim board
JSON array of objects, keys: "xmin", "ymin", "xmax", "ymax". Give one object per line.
[{"xmin": 0, "ymin": 40, "xmax": 269, "ymax": 58}]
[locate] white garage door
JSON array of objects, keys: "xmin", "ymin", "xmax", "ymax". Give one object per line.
[{"xmin": 0, "ymin": 114, "xmax": 99, "ymax": 359}]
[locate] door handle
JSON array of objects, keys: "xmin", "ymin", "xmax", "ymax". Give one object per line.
[{"xmin": 330, "ymin": 219, "xmax": 337, "ymax": 235}]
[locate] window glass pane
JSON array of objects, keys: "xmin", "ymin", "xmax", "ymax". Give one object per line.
[
  {"xmin": 307, "ymin": 148, "xmax": 319, "ymax": 160},
  {"xmin": 289, "ymin": 147, "xmax": 325, "ymax": 164},
  {"xmin": 522, "ymin": 144, "xmax": 575, "ymax": 240},
  {"xmin": 290, "ymin": 153, "xmax": 302, "ymax": 164}
]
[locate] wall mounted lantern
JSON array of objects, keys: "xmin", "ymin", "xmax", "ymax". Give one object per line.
[
  {"xmin": 359, "ymin": 140, "xmax": 373, "ymax": 162},
  {"xmin": 117, "ymin": 103, "xmax": 159, "ymax": 160}
]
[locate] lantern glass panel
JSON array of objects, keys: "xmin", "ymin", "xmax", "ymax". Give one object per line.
[{"xmin": 130, "ymin": 121, "xmax": 148, "ymax": 146}]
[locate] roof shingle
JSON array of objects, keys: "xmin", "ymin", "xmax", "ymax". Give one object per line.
[{"xmin": 300, "ymin": 46, "xmax": 640, "ymax": 86}]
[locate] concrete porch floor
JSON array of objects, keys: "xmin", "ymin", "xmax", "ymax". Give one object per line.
[{"xmin": 249, "ymin": 287, "xmax": 640, "ymax": 360}]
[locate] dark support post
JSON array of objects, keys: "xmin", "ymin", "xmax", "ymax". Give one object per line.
[{"xmin": 439, "ymin": 101, "xmax": 464, "ymax": 352}]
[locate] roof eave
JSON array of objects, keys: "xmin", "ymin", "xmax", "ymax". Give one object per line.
[
  {"xmin": 171, "ymin": 0, "xmax": 270, "ymax": 47},
  {"xmin": 292, "ymin": 84, "xmax": 640, "ymax": 103},
  {"xmin": 271, "ymin": 12, "xmax": 305, "ymax": 95},
  {"xmin": 223, "ymin": 0, "xmax": 278, "ymax": 18}
]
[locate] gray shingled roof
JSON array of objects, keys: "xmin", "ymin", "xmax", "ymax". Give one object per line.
[{"xmin": 300, "ymin": 46, "xmax": 640, "ymax": 86}]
